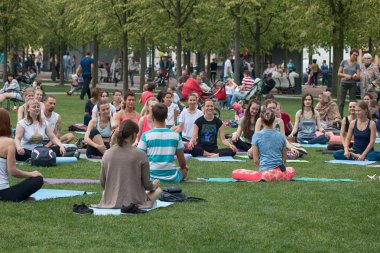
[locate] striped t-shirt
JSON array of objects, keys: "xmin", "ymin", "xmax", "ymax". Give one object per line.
[
  {"xmin": 137, "ymin": 128, "xmax": 184, "ymax": 182},
  {"xmin": 241, "ymin": 76, "xmax": 254, "ymax": 91}
]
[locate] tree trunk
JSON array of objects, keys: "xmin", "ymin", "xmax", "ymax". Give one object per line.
[
  {"xmin": 332, "ymin": 24, "xmax": 344, "ymax": 97},
  {"xmin": 51, "ymin": 47, "xmax": 56, "ymax": 81},
  {"xmin": 2, "ymin": 26, "xmax": 8, "ymax": 82},
  {"xmin": 185, "ymin": 51, "xmax": 191, "ymax": 73},
  {"xmin": 151, "ymin": 45, "xmax": 155, "ymax": 80},
  {"xmin": 93, "ymin": 35, "xmax": 99, "ymax": 87},
  {"xmin": 368, "ymin": 37, "xmax": 372, "ymax": 54},
  {"xmin": 176, "ymin": 31, "xmax": 182, "ymax": 78},
  {"xmin": 234, "ymin": 5, "xmax": 240, "ymax": 84},
  {"xmin": 206, "ymin": 52, "xmax": 211, "ymax": 80},
  {"xmin": 59, "ymin": 42, "xmax": 64, "ymax": 85},
  {"xmin": 254, "ymin": 18, "xmax": 262, "ymax": 78},
  {"xmin": 139, "ymin": 36, "xmax": 147, "ymax": 91},
  {"xmin": 122, "ymin": 30, "xmax": 129, "ymax": 92}
]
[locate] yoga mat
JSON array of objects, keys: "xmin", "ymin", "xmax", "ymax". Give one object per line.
[
  {"xmin": 376, "ymin": 137, "xmax": 380, "ymax": 143},
  {"xmin": 286, "ymin": 160, "xmax": 309, "ymax": 163},
  {"xmin": 44, "ymin": 178, "xmax": 100, "ymax": 184},
  {"xmin": 366, "ymin": 164, "xmax": 380, "ymax": 168},
  {"xmin": 191, "ymin": 157, "xmax": 244, "ymax": 162},
  {"xmin": 325, "ymin": 160, "xmax": 376, "ymax": 165},
  {"xmin": 292, "ymin": 177, "xmax": 355, "ymax": 182},
  {"xmin": 197, "ymin": 177, "xmax": 239, "ymax": 182},
  {"xmin": 236, "ymin": 155, "xmax": 249, "ymax": 159},
  {"xmin": 236, "ymin": 151, "xmax": 248, "ymax": 155},
  {"xmin": 302, "ymin": 144, "xmax": 328, "ymax": 148},
  {"xmin": 174, "ymin": 153, "xmax": 192, "ymax": 160},
  {"xmin": 31, "ymin": 189, "xmax": 95, "ymax": 201},
  {"xmin": 79, "ymin": 153, "xmax": 101, "ymax": 162},
  {"xmin": 75, "ymin": 131, "xmax": 85, "ymax": 135},
  {"xmin": 91, "ymin": 200, "xmax": 174, "ymax": 215},
  {"xmin": 56, "ymin": 157, "xmax": 78, "ymax": 164}
]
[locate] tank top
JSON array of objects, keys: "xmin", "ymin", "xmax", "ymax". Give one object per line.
[
  {"xmin": 121, "ymin": 111, "xmax": 139, "ymax": 124},
  {"xmin": 0, "ymin": 156, "xmax": 10, "ymax": 190},
  {"xmin": 138, "ymin": 115, "xmax": 152, "ymax": 140},
  {"xmin": 18, "ymin": 119, "xmax": 47, "ymax": 151},
  {"xmin": 96, "ymin": 120, "xmax": 112, "ymax": 138},
  {"xmin": 41, "ymin": 111, "xmax": 59, "ymax": 140},
  {"xmin": 297, "ymin": 116, "xmax": 317, "ymax": 139},
  {"xmin": 352, "ymin": 119, "xmax": 372, "ymax": 153}
]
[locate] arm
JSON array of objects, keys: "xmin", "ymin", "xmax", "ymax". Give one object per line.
[
  {"xmin": 340, "ymin": 117, "xmax": 347, "ymax": 146},
  {"xmin": 173, "ymin": 110, "xmax": 179, "ymax": 126},
  {"xmin": 219, "ymin": 125, "xmax": 237, "ymax": 151},
  {"xmin": 252, "ymin": 145, "xmax": 259, "ymax": 166},
  {"xmin": 338, "ymin": 65, "xmax": 351, "ymax": 79},
  {"xmin": 141, "ymin": 157, "xmax": 155, "ymax": 191},
  {"xmin": 99, "ymin": 158, "xmax": 106, "ymax": 189},
  {"xmin": 315, "ymin": 111, "xmax": 325, "ymax": 132},
  {"xmin": 76, "ymin": 64, "xmax": 82, "ymax": 76},
  {"xmin": 279, "ymin": 119, "xmax": 285, "ymax": 135},
  {"xmin": 137, "ymin": 117, "xmax": 144, "ymax": 139},
  {"xmin": 45, "ymin": 116, "xmax": 62, "ymax": 148},
  {"xmin": 14, "ymin": 123, "xmax": 25, "ymax": 155},
  {"xmin": 175, "ymin": 150, "xmax": 188, "ymax": 180},
  {"xmin": 172, "ymin": 122, "xmax": 183, "ymax": 133},
  {"xmin": 7, "ymin": 140, "xmax": 42, "ymax": 178},
  {"xmin": 45, "ymin": 125, "xmax": 65, "ymax": 155},
  {"xmin": 84, "ymin": 120, "xmax": 102, "ymax": 149},
  {"xmin": 91, "ymin": 63, "xmax": 94, "ymax": 76},
  {"xmin": 232, "ymin": 125, "xmax": 243, "ymax": 142},
  {"xmin": 282, "ymin": 143, "xmax": 287, "ymax": 164},
  {"xmin": 254, "ymin": 118, "xmax": 262, "ymax": 134},
  {"xmin": 109, "ymin": 116, "xmax": 117, "ymax": 130},
  {"xmin": 358, "ymin": 121, "xmax": 377, "ymax": 160},
  {"xmin": 288, "ymin": 111, "xmax": 300, "ymax": 137},
  {"xmin": 17, "ymin": 105, "xmax": 24, "ymax": 121},
  {"xmin": 352, "ymin": 68, "xmax": 361, "ymax": 81},
  {"xmin": 344, "ymin": 121, "xmax": 355, "ymax": 159},
  {"xmin": 188, "ymin": 124, "xmax": 199, "ymax": 150}
]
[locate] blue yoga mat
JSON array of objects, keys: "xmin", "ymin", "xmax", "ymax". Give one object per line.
[
  {"xmin": 191, "ymin": 157, "xmax": 244, "ymax": 162},
  {"xmin": 31, "ymin": 189, "xmax": 95, "ymax": 201},
  {"xmin": 376, "ymin": 138, "xmax": 380, "ymax": 143},
  {"xmin": 325, "ymin": 160, "xmax": 376, "ymax": 166},
  {"xmin": 91, "ymin": 200, "xmax": 174, "ymax": 215},
  {"xmin": 292, "ymin": 177, "xmax": 355, "ymax": 182},
  {"xmin": 302, "ymin": 144, "xmax": 328, "ymax": 148},
  {"xmin": 56, "ymin": 157, "xmax": 78, "ymax": 164}
]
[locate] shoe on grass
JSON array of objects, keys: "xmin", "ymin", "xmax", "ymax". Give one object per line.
[
  {"xmin": 73, "ymin": 202, "xmax": 94, "ymax": 214},
  {"xmin": 121, "ymin": 203, "xmax": 147, "ymax": 214}
]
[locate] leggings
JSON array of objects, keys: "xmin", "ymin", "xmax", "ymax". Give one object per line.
[
  {"xmin": 297, "ymin": 134, "xmax": 329, "ymax": 144},
  {"xmin": 333, "ymin": 149, "xmax": 380, "ymax": 161},
  {"xmin": 232, "ymin": 138, "xmax": 251, "ymax": 151},
  {"xmin": 0, "ymin": 176, "xmax": 43, "ymax": 202},
  {"xmin": 190, "ymin": 144, "xmax": 236, "ymax": 157},
  {"xmin": 86, "ymin": 128, "xmax": 110, "ymax": 158}
]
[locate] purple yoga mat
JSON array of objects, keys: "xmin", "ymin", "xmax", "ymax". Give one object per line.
[{"xmin": 44, "ymin": 178, "xmax": 100, "ymax": 184}]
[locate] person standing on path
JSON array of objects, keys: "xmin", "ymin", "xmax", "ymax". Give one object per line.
[{"xmin": 76, "ymin": 51, "xmax": 94, "ymax": 100}]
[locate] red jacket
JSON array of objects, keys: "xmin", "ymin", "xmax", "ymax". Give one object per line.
[{"xmin": 181, "ymin": 78, "xmax": 202, "ymax": 100}]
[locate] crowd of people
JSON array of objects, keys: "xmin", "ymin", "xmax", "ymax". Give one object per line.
[{"xmin": 1, "ymin": 48, "xmax": 380, "ymax": 213}]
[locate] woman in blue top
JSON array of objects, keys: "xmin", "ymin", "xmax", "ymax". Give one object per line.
[
  {"xmin": 288, "ymin": 93, "xmax": 329, "ymax": 144},
  {"xmin": 333, "ymin": 101, "xmax": 379, "ymax": 161},
  {"xmin": 85, "ymin": 99, "xmax": 116, "ymax": 158}
]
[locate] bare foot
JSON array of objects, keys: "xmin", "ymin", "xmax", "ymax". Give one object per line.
[{"xmin": 350, "ymin": 152, "xmax": 360, "ymax": 160}]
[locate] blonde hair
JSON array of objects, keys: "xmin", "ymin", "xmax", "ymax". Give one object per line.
[
  {"xmin": 140, "ymin": 97, "xmax": 159, "ymax": 116},
  {"xmin": 26, "ymin": 99, "xmax": 43, "ymax": 125}
]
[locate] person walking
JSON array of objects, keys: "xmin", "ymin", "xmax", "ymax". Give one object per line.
[
  {"xmin": 76, "ymin": 51, "xmax": 94, "ymax": 100},
  {"xmin": 63, "ymin": 52, "xmax": 72, "ymax": 81}
]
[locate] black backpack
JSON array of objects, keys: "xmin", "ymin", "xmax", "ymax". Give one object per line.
[
  {"xmin": 30, "ymin": 147, "xmax": 57, "ymax": 167},
  {"xmin": 159, "ymin": 186, "xmax": 206, "ymax": 202}
]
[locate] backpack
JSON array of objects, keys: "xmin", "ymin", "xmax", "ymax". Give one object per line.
[
  {"xmin": 159, "ymin": 186, "xmax": 206, "ymax": 202},
  {"xmin": 63, "ymin": 144, "xmax": 78, "ymax": 157},
  {"xmin": 30, "ymin": 147, "xmax": 56, "ymax": 167}
]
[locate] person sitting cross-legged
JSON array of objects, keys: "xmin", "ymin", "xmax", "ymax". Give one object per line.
[
  {"xmin": 94, "ymin": 119, "xmax": 162, "ymax": 209},
  {"xmin": 137, "ymin": 103, "xmax": 188, "ymax": 183},
  {"xmin": 333, "ymin": 101, "xmax": 380, "ymax": 161},
  {"xmin": 188, "ymin": 99, "xmax": 237, "ymax": 157}
]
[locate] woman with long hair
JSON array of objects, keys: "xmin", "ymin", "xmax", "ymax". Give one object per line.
[
  {"xmin": 333, "ymin": 101, "xmax": 379, "ymax": 161},
  {"xmin": 85, "ymin": 99, "xmax": 116, "ymax": 158},
  {"xmin": 94, "ymin": 120, "xmax": 161, "ymax": 210},
  {"xmin": 289, "ymin": 93, "xmax": 329, "ymax": 144},
  {"xmin": 232, "ymin": 99, "xmax": 261, "ymax": 151},
  {"xmin": 84, "ymin": 87, "xmax": 101, "ymax": 126},
  {"xmin": 14, "ymin": 99, "xmax": 65, "ymax": 161},
  {"xmin": 137, "ymin": 97, "xmax": 159, "ymax": 140},
  {"xmin": 0, "ymin": 109, "xmax": 43, "ymax": 202},
  {"xmin": 17, "ymin": 88, "xmax": 35, "ymax": 121}
]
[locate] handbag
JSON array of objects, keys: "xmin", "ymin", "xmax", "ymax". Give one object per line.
[
  {"xmin": 159, "ymin": 186, "xmax": 206, "ymax": 202},
  {"xmin": 30, "ymin": 146, "xmax": 56, "ymax": 167}
]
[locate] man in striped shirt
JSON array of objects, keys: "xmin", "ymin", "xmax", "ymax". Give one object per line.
[
  {"xmin": 138, "ymin": 103, "xmax": 188, "ymax": 183},
  {"xmin": 230, "ymin": 70, "xmax": 254, "ymax": 106}
]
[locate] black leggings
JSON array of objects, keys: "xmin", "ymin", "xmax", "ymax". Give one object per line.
[
  {"xmin": 86, "ymin": 128, "xmax": 110, "ymax": 158},
  {"xmin": 0, "ymin": 176, "xmax": 43, "ymax": 202},
  {"xmin": 232, "ymin": 138, "xmax": 251, "ymax": 151},
  {"xmin": 190, "ymin": 144, "xmax": 236, "ymax": 157}
]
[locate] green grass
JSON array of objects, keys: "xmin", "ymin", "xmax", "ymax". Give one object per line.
[{"xmin": 1, "ymin": 95, "xmax": 380, "ymax": 253}]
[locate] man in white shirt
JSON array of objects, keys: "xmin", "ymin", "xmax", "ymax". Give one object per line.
[{"xmin": 223, "ymin": 54, "xmax": 233, "ymax": 81}]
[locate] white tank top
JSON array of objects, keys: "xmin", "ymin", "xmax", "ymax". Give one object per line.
[
  {"xmin": 0, "ymin": 157, "xmax": 10, "ymax": 190},
  {"xmin": 18, "ymin": 119, "xmax": 47, "ymax": 151},
  {"xmin": 41, "ymin": 111, "xmax": 59, "ymax": 140}
]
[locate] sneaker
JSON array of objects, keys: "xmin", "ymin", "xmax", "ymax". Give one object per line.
[
  {"xmin": 66, "ymin": 91, "xmax": 72, "ymax": 96},
  {"xmin": 121, "ymin": 203, "xmax": 147, "ymax": 214},
  {"xmin": 72, "ymin": 202, "xmax": 94, "ymax": 214}
]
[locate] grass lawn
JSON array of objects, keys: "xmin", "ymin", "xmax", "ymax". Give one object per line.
[{"xmin": 1, "ymin": 94, "xmax": 380, "ymax": 253}]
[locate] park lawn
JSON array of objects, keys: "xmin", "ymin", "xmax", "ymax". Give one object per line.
[{"xmin": 1, "ymin": 94, "xmax": 380, "ymax": 253}]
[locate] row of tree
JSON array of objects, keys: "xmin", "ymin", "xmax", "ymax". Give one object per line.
[{"xmin": 1, "ymin": 0, "xmax": 380, "ymax": 95}]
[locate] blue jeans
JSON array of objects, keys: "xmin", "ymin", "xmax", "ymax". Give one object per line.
[
  {"xmin": 225, "ymin": 94, "xmax": 233, "ymax": 108},
  {"xmin": 333, "ymin": 149, "xmax": 380, "ymax": 161},
  {"xmin": 230, "ymin": 92, "xmax": 245, "ymax": 107},
  {"xmin": 297, "ymin": 135, "xmax": 329, "ymax": 144},
  {"xmin": 322, "ymin": 74, "xmax": 328, "ymax": 85},
  {"xmin": 64, "ymin": 66, "xmax": 71, "ymax": 81},
  {"xmin": 129, "ymin": 71, "xmax": 134, "ymax": 86}
]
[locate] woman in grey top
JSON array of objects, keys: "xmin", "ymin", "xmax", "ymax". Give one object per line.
[
  {"xmin": 289, "ymin": 94, "xmax": 329, "ymax": 144},
  {"xmin": 338, "ymin": 48, "xmax": 361, "ymax": 117}
]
